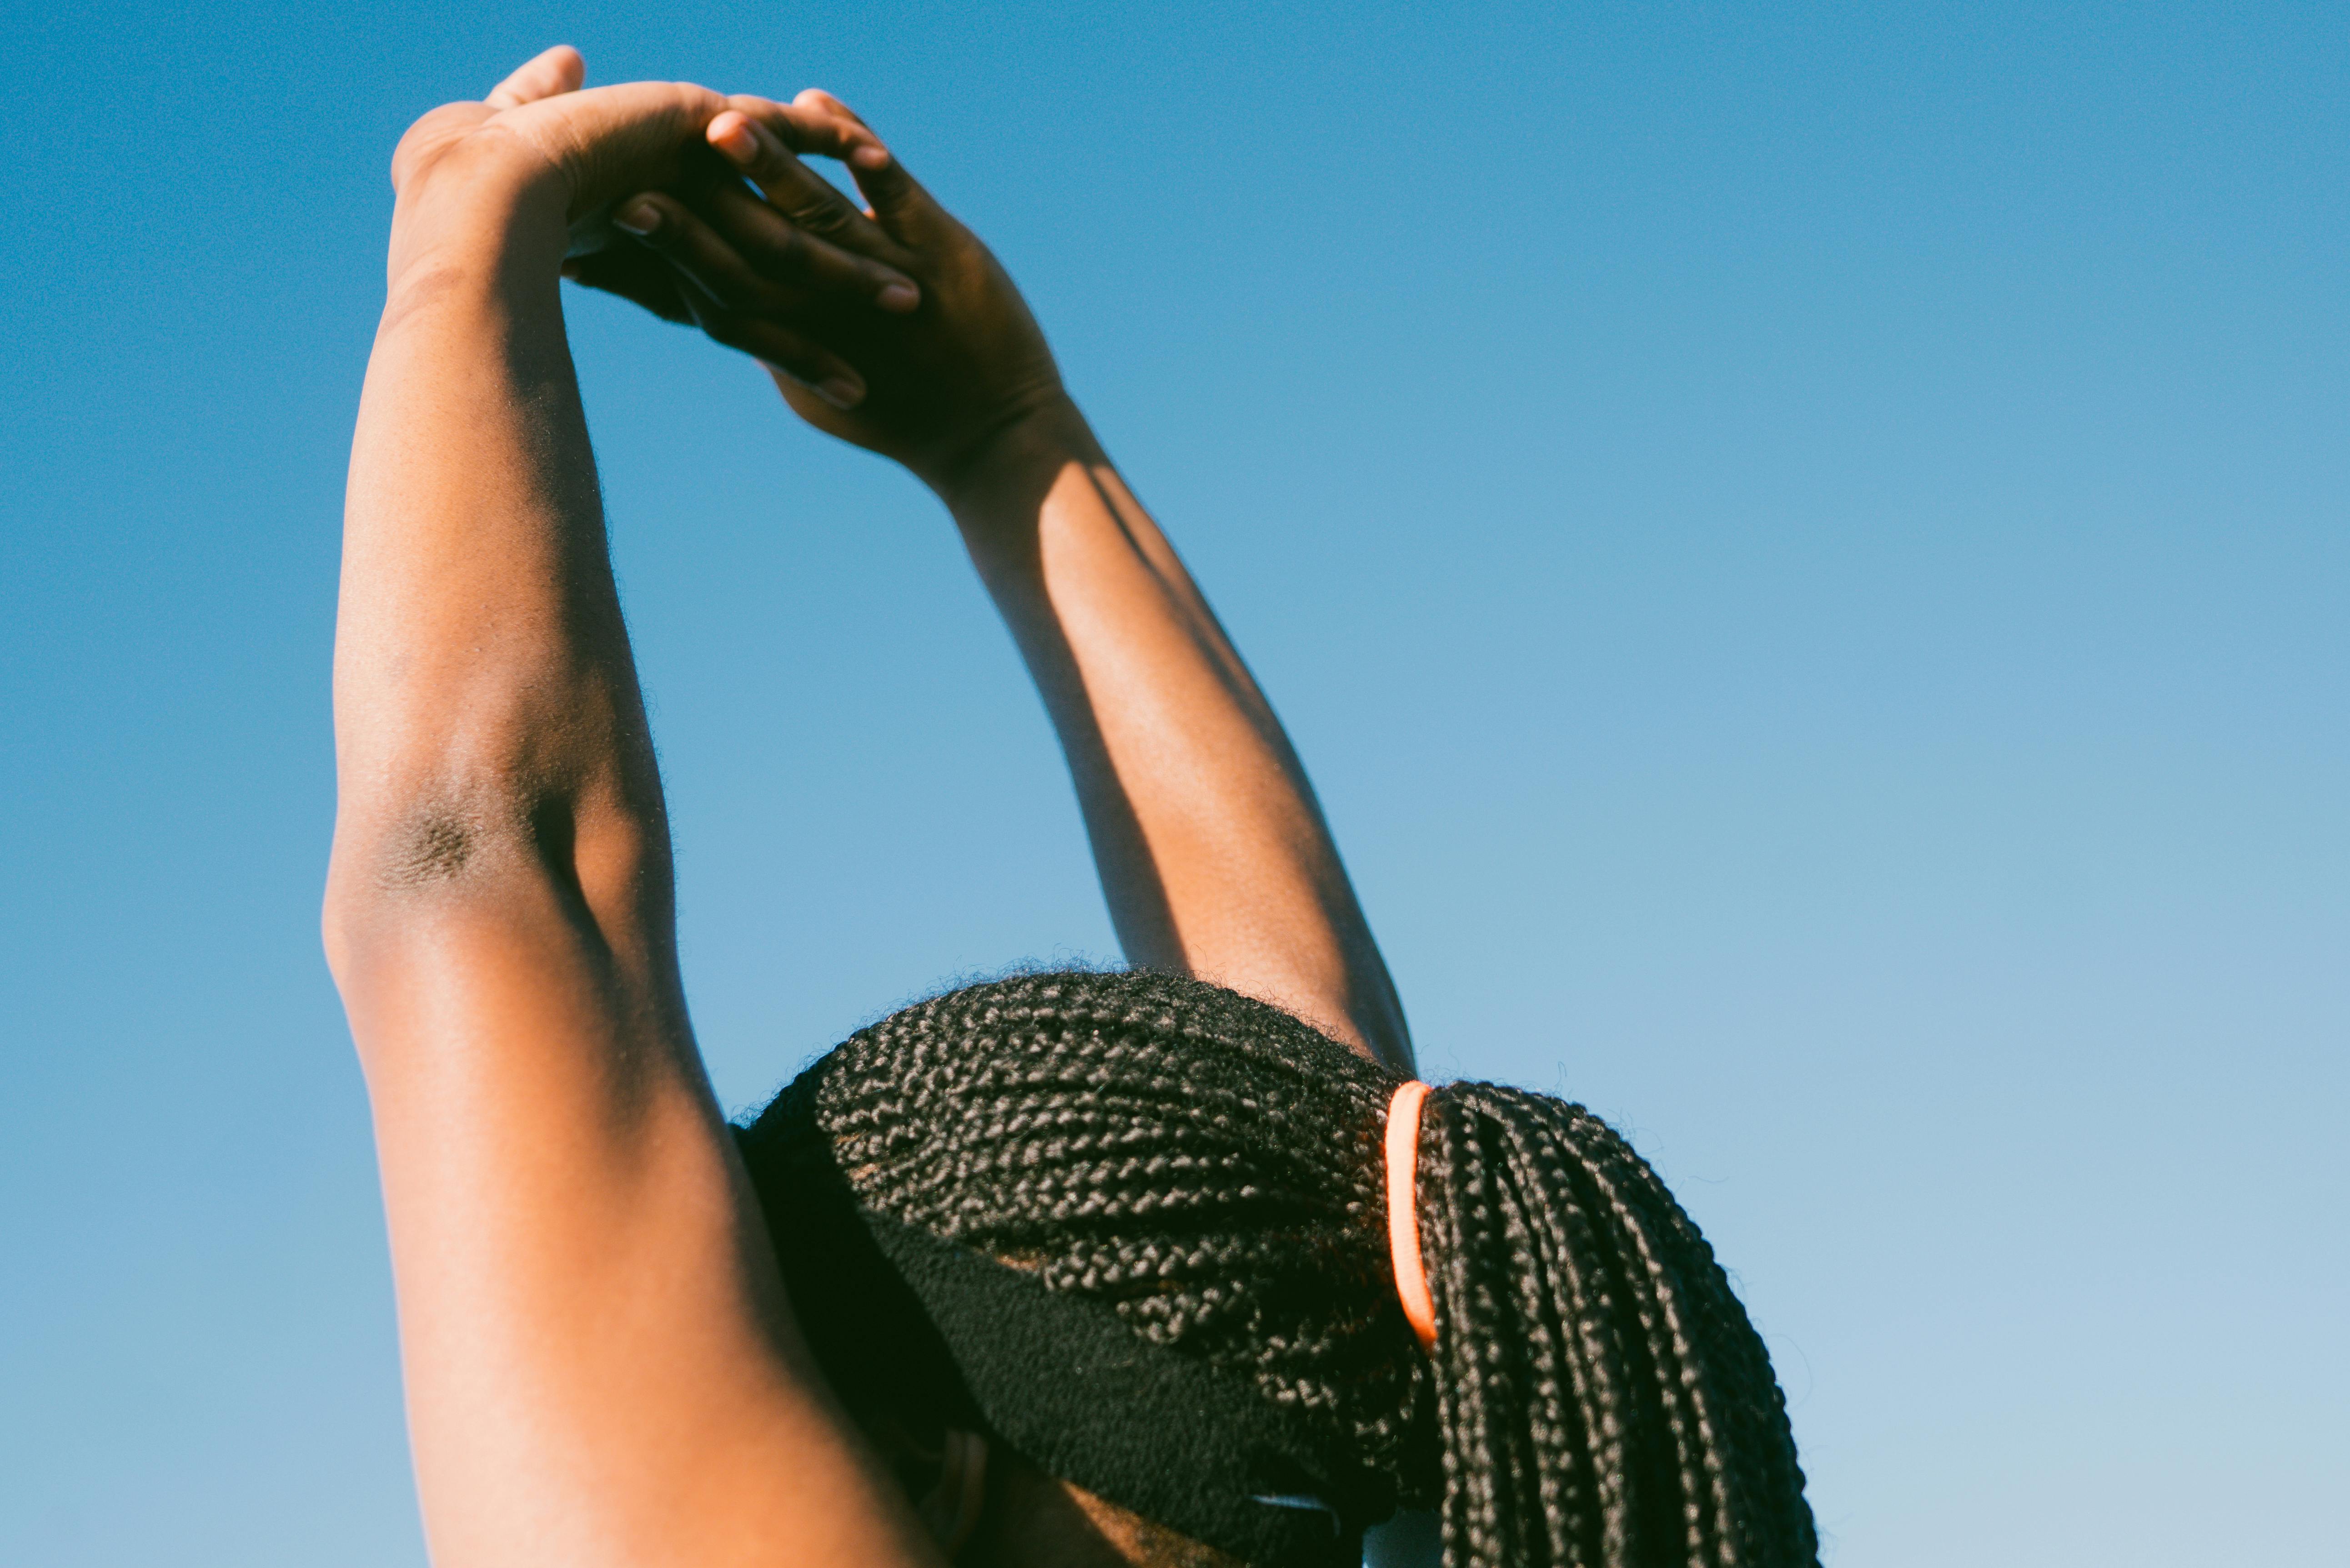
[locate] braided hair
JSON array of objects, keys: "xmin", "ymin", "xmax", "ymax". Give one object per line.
[{"xmin": 737, "ymin": 969, "xmax": 1817, "ymax": 1568}]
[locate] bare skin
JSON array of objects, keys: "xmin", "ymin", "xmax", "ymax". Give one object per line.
[
  {"xmin": 593, "ymin": 92, "xmax": 1415, "ymax": 1070},
  {"xmin": 329, "ymin": 46, "xmax": 1412, "ymax": 1568}
]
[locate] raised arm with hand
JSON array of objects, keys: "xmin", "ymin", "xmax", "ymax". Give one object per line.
[
  {"xmin": 598, "ymin": 96, "xmax": 1414, "ymax": 1070},
  {"xmin": 326, "ymin": 51, "xmax": 944, "ymax": 1568}
]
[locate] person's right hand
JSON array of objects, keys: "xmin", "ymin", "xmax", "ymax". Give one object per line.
[
  {"xmin": 389, "ymin": 49, "xmax": 710, "ymax": 219},
  {"xmin": 391, "ymin": 49, "xmax": 925, "ymax": 339},
  {"xmin": 583, "ymin": 92, "xmax": 1078, "ymax": 497}
]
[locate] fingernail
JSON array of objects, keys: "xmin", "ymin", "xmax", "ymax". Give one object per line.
[
  {"xmin": 713, "ymin": 119, "xmax": 759, "ymax": 165},
  {"xmin": 816, "ymin": 377, "xmax": 864, "ymax": 410},
  {"xmin": 850, "ymin": 143, "xmax": 892, "ymax": 171},
  {"xmin": 876, "ymin": 281, "xmax": 919, "ymax": 313},
  {"xmin": 613, "ymin": 201, "xmax": 661, "ymax": 236}
]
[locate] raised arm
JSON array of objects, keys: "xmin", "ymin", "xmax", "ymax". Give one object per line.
[
  {"xmin": 325, "ymin": 54, "xmax": 938, "ymax": 1568},
  {"xmin": 940, "ymin": 404, "xmax": 1414, "ymax": 1070},
  {"xmin": 591, "ymin": 96, "xmax": 1413, "ymax": 1070}
]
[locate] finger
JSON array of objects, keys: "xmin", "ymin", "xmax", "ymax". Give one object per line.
[
  {"xmin": 696, "ymin": 183, "xmax": 921, "ymax": 312},
  {"xmin": 612, "ymin": 206, "xmax": 871, "ymax": 405},
  {"xmin": 792, "ymin": 90, "xmax": 948, "ymax": 245},
  {"xmin": 560, "ymin": 246, "xmax": 697, "ymax": 325},
  {"xmin": 704, "ymin": 109, "xmax": 899, "ymax": 255},
  {"xmin": 721, "ymin": 92, "xmax": 879, "ymax": 161},
  {"xmin": 687, "ymin": 305, "xmax": 869, "ymax": 411},
  {"xmin": 485, "ymin": 44, "xmax": 585, "ymax": 109},
  {"xmin": 610, "ymin": 195, "xmax": 770, "ymax": 311},
  {"xmin": 722, "ymin": 91, "xmax": 904, "ymax": 227},
  {"xmin": 617, "ymin": 191, "xmax": 917, "ymax": 316}
]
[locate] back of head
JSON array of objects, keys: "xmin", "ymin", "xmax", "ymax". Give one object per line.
[{"xmin": 736, "ymin": 970, "xmax": 1817, "ymax": 1568}]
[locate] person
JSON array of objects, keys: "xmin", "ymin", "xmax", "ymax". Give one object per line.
[{"xmin": 326, "ymin": 45, "xmax": 1819, "ymax": 1568}]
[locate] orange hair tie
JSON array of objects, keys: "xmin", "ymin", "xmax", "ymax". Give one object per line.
[{"xmin": 1384, "ymin": 1081, "xmax": 1438, "ymax": 1352}]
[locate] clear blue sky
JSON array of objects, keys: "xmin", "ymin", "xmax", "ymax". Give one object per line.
[{"xmin": 2, "ymin": 2, "xmax": 2342, "ymax": 1563}]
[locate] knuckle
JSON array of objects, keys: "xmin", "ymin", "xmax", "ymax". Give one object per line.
[
  {"xmin": 783, "ymin": 194, "xmax": 856, "ymax": 236},
  {"xmin": 758, "ymin": 220, "xmax": 804, "ymax": 262}
]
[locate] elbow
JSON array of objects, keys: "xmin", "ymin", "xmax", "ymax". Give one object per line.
[
  {"xmin": 323, "ymin": 788, "xmax": 517, "ymax": 983},
  {"xmin": 323, "ymin": 777, "xmax": 668, "ymax": 980},
  {"xmin": 333, "ymin": 781, "xmax": 522, "ymax": 891}
]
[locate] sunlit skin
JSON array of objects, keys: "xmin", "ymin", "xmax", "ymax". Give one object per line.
[
  {"xmin": 328, "ymin": 45, "xmax": 1412, "ymax": 1568},
  {"xmin": 578, "ymin": 83, "xmax": 1415, "ymax": 1070}
]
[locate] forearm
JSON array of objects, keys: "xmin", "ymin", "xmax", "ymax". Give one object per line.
[
  {"xmin": 331, "ymin": 157, "xmax": 663, "ymax": 930},
  {"xmin": 939, "ymin": 403, "xmax": 1412, "ymax": 1071},
  {"xmin": 589, "ymin": 95, "xmax": 1414, "ymax": 1064}
]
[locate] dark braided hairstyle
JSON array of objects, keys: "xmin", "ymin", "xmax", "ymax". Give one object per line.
[{"xmin": 737, "ymin": 969, "xmax": 1817, "ymax": 1568}]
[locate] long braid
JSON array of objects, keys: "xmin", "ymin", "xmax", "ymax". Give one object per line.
[
  {"xmin": 1419, "ymin": 1084, "xmax": 1818, "ymax": 1566},
  {"xmin": 738, "ymin": 969, "xmax": 1815, "ymax": 1566}
]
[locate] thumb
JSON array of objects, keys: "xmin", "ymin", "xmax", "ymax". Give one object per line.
[{"xmin": 485, "ymin": 44, "xmax": 586, "ymax": 109}]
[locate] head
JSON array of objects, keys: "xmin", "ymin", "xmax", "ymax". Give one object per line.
[{"xmin": 735, "ymin": 970, "xmax": 1817, "ymax": 1568}]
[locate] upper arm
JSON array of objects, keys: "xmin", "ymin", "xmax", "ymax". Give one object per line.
[{"xmin": 327, "ymin": 814, "xmax": 940, "ymax": 1568}]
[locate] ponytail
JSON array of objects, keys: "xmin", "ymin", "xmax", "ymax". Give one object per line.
[
  {"xmin": 742, "ymin": 970, "xmax": 1815, "ymax": 1568},
  {"xmin": 1414, "ymin": 1083, "xmax": 1817, "ymax": 1566}
]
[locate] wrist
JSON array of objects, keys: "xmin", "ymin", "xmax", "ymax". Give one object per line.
[
  {"xmin": 385, "ymin": 136, "xmax": 570, "ymax": 300},
  {"xmin": 929, "ymin": 394, "xmax": 1102, "ymax": 526}
]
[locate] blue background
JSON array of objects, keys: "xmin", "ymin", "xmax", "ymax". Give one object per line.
[{"xmin": 3, "ymin": 2, "xmax": 2343, "ymax": 1563}]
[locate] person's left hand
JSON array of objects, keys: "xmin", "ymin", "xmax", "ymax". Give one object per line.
[
  {"xmin": 572, "ymin": 92, "xmax": 1068, "ymax": 485},
  {"xmin": 558, "ymin": 93, "xmax": 925, "ymax": 333}
]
